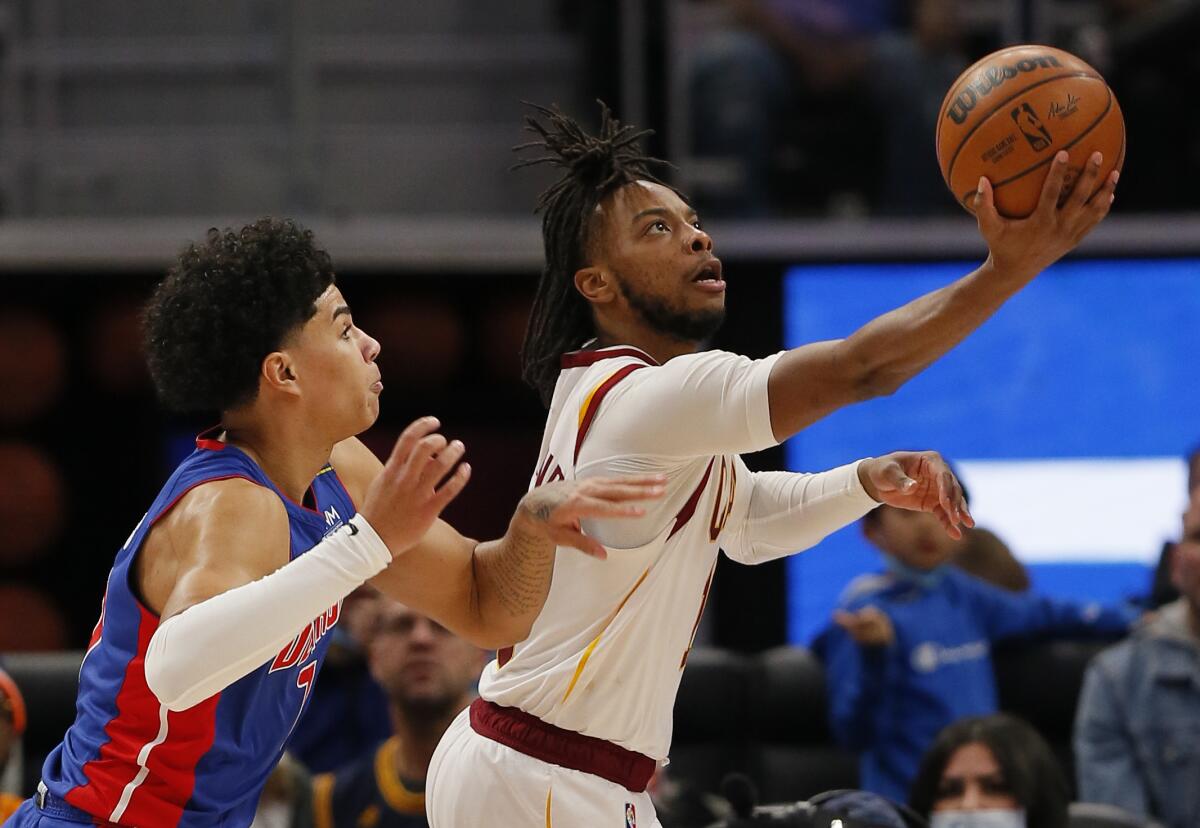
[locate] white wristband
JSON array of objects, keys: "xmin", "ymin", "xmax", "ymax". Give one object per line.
[{"xmin": 145, "ymin": 513, "xmax": 391, "ymax": 711}]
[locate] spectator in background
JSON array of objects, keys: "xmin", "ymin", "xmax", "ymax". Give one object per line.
[
  {"xmin": 819, "ymin": 501, "xmax": 1137, "ymax": 802},
  {"xmin": 312, "ymin": 599, "xmax": 486, "ymax": 828},
  {"xmin": 0, "ymin": 666, "xmax": 26, "ymax": 821},
  {"xmin": 689, "ymin": 0, "xmax": 967, "ymax": 217},
  {"xmin": 955, "ymin": 527, "xmax": 1030, "ymax": 593},
  {"xmin": 910, "ymin": 714, "xmax": 1069, "ymax": 828},
  {"xmin": 1147, "ymin": 443, "xmax": 1200, "ymax": 609},
  {"xmin": 1074, "ymin": 486, "xmax": 1200, "ymax": 828},
  {"xmin": 289, "ymin": 588, "xmax": 391, "ymax": 774},
  {"xmin": 252, "ymin": 754, "xmax": 314, "ymax": 828}
]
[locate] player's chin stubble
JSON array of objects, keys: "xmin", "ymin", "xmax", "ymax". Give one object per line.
[{"xmin": 619, "ymin": 278, "xmax": 725, "ymax": 344}]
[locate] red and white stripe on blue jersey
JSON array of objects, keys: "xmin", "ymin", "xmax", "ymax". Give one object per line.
[{"xmin": 39, "ymin": 430, "xmax": 358, "ymax": 827}]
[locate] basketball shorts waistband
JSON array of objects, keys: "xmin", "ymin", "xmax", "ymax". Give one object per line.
[
  {"xmin": 36, "ymin": 782, "xmax": 118, "ymax": 827},
  {"xmin": 468, "ymin": 698, "xmax": 656, "ymax": 793}
]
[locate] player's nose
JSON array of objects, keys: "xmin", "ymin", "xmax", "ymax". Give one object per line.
[
  {"xmin": 687, "ymin": 226, "xmax": 712, "ymax": 254},
  {"xmin": 362, "ymin": 330, "xmax": 381, "ymax": 363}
]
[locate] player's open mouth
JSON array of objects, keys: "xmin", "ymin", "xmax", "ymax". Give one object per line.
[{"xmin": 691, "ymin": 258, "xmax": 725, "ymax": 292}]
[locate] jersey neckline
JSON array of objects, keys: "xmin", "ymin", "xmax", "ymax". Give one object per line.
[
  {"xmin": 193, "ymin": 426, "xmax": 328, "ymax": 519},
  {"xmin": 560, "ymin": 344, "xmax": 659, "ymax": 369}
]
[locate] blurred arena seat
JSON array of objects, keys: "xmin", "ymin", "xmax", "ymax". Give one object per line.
[
  {"xmin": 0, "ymin": 311, "xmax": 65, "ymax": 427},
  {"xmin": 0, "ymin": 587, "xmax": 67, "ymax": 653},
  {"xmin": 0, "ymin": 443, "xmax": 65, "ymax": 567}
]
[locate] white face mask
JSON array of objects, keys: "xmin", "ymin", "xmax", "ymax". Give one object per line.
[
  {"xmin": 930, "ymin": 810, "xmax": 1026, "ymax": 828},
  {"xmin": 250, "ymin": 801, "xmax": 292, "ymax": 828}
]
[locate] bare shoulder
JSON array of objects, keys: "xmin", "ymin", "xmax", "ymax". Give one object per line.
[
  {"xmin": 330, "ymin": 436, "xmax": 384, "ymax": 505},
  {"xmin": 138, "ymin": 478, "xmax": 290, "ymax": 615}
]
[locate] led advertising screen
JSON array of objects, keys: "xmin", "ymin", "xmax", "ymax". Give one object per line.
[{"xmin": 783, "ymin": 259, "xmax": 1200, "ymax": 643}]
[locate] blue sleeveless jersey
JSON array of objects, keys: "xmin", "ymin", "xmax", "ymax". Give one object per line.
[{"xmin": 38, "ymin": 431, "xmax": 358, "ymax": 827}]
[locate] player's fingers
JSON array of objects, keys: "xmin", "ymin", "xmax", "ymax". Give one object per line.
[
  {"xmin": 1088, "ymin": 169, "xmax": 1119, "ymax": 208},
  {"xmin": 973, "ymin": 177, "xmax": 1003, "ymax": 236},
  {"xmin": 580, "ymin": 481, "xmax": 667, "ymax": 503},
  {"xmin": 1035, "ymin": 151, "xmax": 1070, "ymax": 217},
  {"xmin": 385, "ymin": 416, "xmax": 440, "ymax": 468},
  {"xmin": 420, "ymin": 439, "xmax": 466, "ymax": 488},
  {"xmin": 938, "ymin": 468, "xmax": 959, "ymax": 523},
  {"xmin": 430, "ymin": 462, "xmax": 471, "ymax": 511},
  {"xmin": 561, "ymin": 496, "xmax": 648, "ymax": 519},
  {"xmin": 1067, "ymin": 151, "xmax": 1103, "ymax": 210},
  {"xmin": 953, "ymin": 475, "xmax": 974, "ymax": 528},
  {"xmin": 1080, "ymin": 170, "xmax": 1119, "ymax": 234},
  {"xmin": 548, "ymin": 526, "xmax": 608, "ymax": 560},
  {"xmin": 933, "ymin": 504, "xmax": 964, "ymax": 540},
  {"xmin": 400, "ymin": 433, "xmax": 449, "ymax": 480},
  {"xmin": 833, "ymin": 610, "xmax": 856, "ymax": 629},
  {"xmin": 582, "ymin": 474, "xmax": 669, "ymax": 498},
  {"xmin": 875, "ymin": 459, "xmax": 917, "ymax": 494}
]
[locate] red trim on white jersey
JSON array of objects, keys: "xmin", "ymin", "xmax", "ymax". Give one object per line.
[
  {"xmin": 560, "ymin": 346, "xmax": 658, "ymax": 369},
  {"xmin": 669, "ymin": 458, "xmax": 715, "ymax": 539},
  {"xmin": 573, "ymin": 364, "xmax": 647, "ymax": 464}
]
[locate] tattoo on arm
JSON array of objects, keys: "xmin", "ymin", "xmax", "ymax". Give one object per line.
[{"xmin": 475, "ymin": 521, "xmax": 556, "ymax": 617}]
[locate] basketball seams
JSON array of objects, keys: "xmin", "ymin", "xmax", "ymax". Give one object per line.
[
  {"xmin": 954, "ymin": 86, "xmax": 1119, "ymax": 209},
  {"xmin": 944, "ymin": 72, "xmax": 1104, "ymax": 185}
]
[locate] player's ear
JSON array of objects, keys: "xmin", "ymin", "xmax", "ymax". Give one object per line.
[
  {"xmin": 262, "ymin": 352, "xmax": 301, "ymax": 397},
  {"xmin": 574, "ymin": 266, "xmax": 616, "ymax": 305}
]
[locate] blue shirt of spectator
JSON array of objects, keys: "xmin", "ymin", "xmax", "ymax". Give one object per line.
[{"xmin": 818, "ymin": 505, "xmax": 1136, "ymax": 802}]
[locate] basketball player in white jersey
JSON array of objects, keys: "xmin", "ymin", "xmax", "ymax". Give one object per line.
[{"xmin": 425, "ymin": 104, "xmax": 1118, "ymax": 827}]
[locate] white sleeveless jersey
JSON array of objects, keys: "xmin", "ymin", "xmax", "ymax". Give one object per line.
[{"xmin": 477, "ymin": 344, "xmax": 877, "ymax": 760}]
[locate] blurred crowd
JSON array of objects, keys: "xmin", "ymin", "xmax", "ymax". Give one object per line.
[
  {"xmin": 681, "ymin": 0, "xmax": 1200, "ymax": 217},
  {"xmin": 3, "ymin": 446, "xmax": 1197, "ymax": 828},
  {"xmin": 0, "ymin": 1, "xmax": 1198, "ymax": 825}
]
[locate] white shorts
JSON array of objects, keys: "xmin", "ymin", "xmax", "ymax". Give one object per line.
[{"xmin": 426, "ymin": 707, "xmax": 662, "ymax": 828}]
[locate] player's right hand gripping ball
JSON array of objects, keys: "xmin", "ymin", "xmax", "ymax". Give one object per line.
[{"xmin": 936, "ymin": 45, "xmax": 1124, "ymax": 218}]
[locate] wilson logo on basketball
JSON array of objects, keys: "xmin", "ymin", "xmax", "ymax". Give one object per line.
[{"xmin": 944, "ymin": 54, "xmax": 1064, "ymax": 125}]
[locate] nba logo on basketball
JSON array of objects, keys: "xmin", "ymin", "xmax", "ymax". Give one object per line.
[{"xmin": 624, "ymin": 802, "xmax": 637, "ymax": 827}]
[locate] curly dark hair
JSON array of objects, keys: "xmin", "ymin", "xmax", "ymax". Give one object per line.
[
  {"xmin": 143, "ymin": 217, "xmax": 336, "ymax": 413},
  {"xmin": 909, "ymin": 714, "xmax": 1069, "ymax": 828},
  {"xmin": 513, "ymin": 101, "xmax": 673, "ymax": 406}
]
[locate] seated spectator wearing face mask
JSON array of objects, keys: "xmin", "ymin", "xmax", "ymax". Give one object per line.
[{"xmin": 909, "ymin": 714, "xmax": 1068, "ymax": 828}]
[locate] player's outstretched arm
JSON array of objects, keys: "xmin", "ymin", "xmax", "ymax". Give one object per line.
[
  {"xmin": 766, "ymin": 151, "xmax": 1119, "ymax": 442},
  {"xmin": 724, "ymin": 451, "xmax": 972, "ymax": 565},
  {"xmin": 333, "ymin": 431, "xmax": 665, "ymax": 649}
]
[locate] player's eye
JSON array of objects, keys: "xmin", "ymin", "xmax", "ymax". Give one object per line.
[
  {"xmin": 647, "ymin": 220, "xmax": 669, "ymax": 234},
  {"xmin": 340, "ymin": 323, "xmax": 353, "ymax": 340},
  {"xmin": 692, "ymin": 219, "xmax": 703, "ymax": 230}
]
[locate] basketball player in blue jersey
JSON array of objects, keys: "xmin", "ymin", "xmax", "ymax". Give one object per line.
[{"xmin": 5, "ymin": 218, "xmax": 664, "ymax": 828}]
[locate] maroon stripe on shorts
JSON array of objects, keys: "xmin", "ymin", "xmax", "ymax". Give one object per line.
[{"xmin": 469, "ymin": 698, "xmax": 656, "ymax": 793}]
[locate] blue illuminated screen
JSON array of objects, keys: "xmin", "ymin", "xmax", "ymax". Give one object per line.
[{"xmin": 783, "ymin": 259, "xmax": 1200, "ymax": 644}]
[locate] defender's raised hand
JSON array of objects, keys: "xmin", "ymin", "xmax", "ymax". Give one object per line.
[
  {"xmin": 975, "ymin": 150, "xmax": 1119, "ymax": 279},
  {"xmin": 517, "ymin": 476, "xmax": 668, "ymax": 560},
  {"xmin": 359, "ymin": 416, "xmax": 472, "ymax": 557},
  {"xmin": 858, "ymin": 451, "xmax": 974, "ymax": 539}
]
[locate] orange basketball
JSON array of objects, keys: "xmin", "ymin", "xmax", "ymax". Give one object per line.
[{"xmin": 936, "ymin": 45, "xmax": 1125, "ymax": 218}]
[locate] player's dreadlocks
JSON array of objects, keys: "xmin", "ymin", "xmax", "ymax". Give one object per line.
[{"xmin": 514, "ymin": 101, "xmax": 672, "ymax": 407}]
